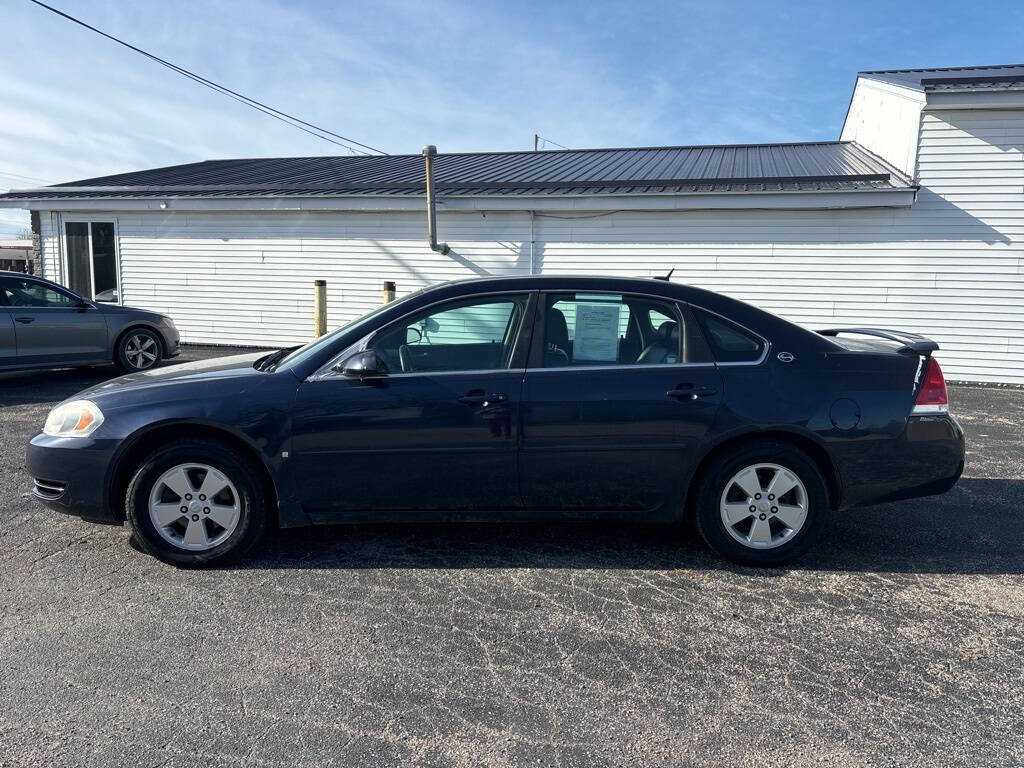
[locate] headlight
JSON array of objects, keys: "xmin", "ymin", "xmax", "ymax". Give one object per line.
[{"xmin": 43, "ymin": 400, "xmax": 105, "ymax": 438}]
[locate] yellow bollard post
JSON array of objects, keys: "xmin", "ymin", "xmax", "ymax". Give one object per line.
[{"xmin": 314, "ymin": 279, "xmax": 327, "ymax": 337}]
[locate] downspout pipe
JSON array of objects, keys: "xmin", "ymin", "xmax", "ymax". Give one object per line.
[{"xmin": 422, "ymin": 145, "xmax": 450, "ymax": 255}]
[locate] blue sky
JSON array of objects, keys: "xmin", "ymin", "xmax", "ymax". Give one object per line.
[{"xmin": 2, "ymin": 0, "xmax": 1023, "ymax": 235}]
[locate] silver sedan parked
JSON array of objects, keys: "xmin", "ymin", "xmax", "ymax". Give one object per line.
[{"xmin": 0, "ymin": 271, "xmax": 180, "ymax": 373}]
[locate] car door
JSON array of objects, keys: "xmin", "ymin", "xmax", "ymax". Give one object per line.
[
  {"xmin": 0, "ymin": 304, "xmax": 16, "ymax": 368},
  {"xmin": 290, "ymin": 291, "xmax": 535, "ymax": 521},
  {"xmin": 519, "ymin": 290, "xmax": 722, "ymax": 514},
  {"xmin": 0, "ymin": 276, "xmax": 109, "ymax": 366}
]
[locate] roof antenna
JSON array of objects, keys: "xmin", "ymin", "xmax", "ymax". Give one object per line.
[{"xmin": 655, "ymin": 268, "xmax": 675, "ymax": 281}]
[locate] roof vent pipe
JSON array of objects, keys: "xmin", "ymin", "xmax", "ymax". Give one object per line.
[{"xmin": 422, "ymin": 145, "xmax": 450, "ymax": 255}]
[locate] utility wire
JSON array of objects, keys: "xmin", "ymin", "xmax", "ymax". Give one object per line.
[
  {"xmin": 27, "ymin": 0, "xmax": 387, "ymax": 155},
  {"xmin": 0, "ymin": 169, "xmax": 51, "ymax": 184}
]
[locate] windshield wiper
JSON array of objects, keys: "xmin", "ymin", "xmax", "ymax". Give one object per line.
[{"xmin": 254, "ymin": 346, "xmax": 299, "ymax": 372}]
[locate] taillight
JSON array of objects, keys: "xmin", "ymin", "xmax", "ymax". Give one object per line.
[{"xmin": 912, "ymin": 357, "xmax": 949, "ymax": 415}]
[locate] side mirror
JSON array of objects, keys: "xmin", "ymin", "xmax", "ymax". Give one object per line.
[
  {"xmin": 336, "ymin": 350, "xmax": 387, "ymax": 379},
  {"xmin": 77, "ymin": 300, "xmax": 94, "ymax": 310}
]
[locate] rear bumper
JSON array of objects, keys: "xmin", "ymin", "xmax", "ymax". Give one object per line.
[
  {"xmin": 26, "ymin": 434, "xmax": 120, "ymax": 523},
  {"xmin": 839, "ymin": 414, "xmax": 965, "ymax": 508}
]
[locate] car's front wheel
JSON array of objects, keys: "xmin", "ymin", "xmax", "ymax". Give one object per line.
[
  {"xmin": 125, "ymin": 439, "xmax": 269, "ymax": 567},
  {"xmin": 116, "ymin": 328, "xmax": 163, "ymax": 372},
  {"xmin": 694, "ymin": 441, "xmax": 828, "ymax": 566}
]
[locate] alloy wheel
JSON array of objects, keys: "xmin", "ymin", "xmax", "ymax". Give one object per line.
[
  {"xmin": 719, "ymin": 462, "xmax": 808, "ymax": 549},
  {"xmin": 148, "ymin": 463, "xmax": 241, "ymax": 551},
  {"xmin": 125, "ymin": 334, "xmax": 159, "ymax": 369}
]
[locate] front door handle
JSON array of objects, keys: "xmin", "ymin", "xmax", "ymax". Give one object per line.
[
  {"xmin": 667, "ymin": 384, "xmax": 717, "ymax": 400},
  {"xmin": 458, "ymin": 390, "xmax": 507, "ymax": 406},
  {"xmin": 14, "ymin": 316, "xmax": 34, "ymax": 324}
]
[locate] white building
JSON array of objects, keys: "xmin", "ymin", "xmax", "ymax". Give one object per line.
[
  {"xmin": 0, "ymin": 238, "xmax": 32, "ymax": 272},
  {"xmin": 2, "ymin": 64, "xmax": 1022, "ymax": 384}
]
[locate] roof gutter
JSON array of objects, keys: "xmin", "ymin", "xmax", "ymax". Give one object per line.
[
  {"xmin": 0, "ymin": 187, "xmax": 919, "ymax": 213},
  {"xmin": 422, "ymin": 145, "xmax": 449, "ymax": 255}
]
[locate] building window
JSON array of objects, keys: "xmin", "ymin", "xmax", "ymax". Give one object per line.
[{"xmin": 65, "ymin": 221, "xmax": 119, "ymax": 302}]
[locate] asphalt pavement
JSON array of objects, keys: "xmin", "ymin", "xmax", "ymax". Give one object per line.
[{"xmin": 1, "ymin": 350, "xmax": 1022, "ymax": 767}]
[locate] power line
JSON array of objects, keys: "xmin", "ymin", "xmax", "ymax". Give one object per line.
[
  {"xmin": 0, "ymin": 170, "xmax": 51, "ymax": 184},
  {"xmin": 27, "ymin": 0, "xmax": 387, "ymax": 155}
]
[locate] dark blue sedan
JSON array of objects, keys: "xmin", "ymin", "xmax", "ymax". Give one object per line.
[{"xmin": 27, "ymin": 275, "xmax": 965, "ymax": 567}]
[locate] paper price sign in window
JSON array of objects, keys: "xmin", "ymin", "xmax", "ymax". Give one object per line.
[{"xmin": 573, "ymin": 302, "xmax": 622, "ymax": 361}]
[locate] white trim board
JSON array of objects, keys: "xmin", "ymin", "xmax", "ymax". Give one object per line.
[{"xmin": 0, "ymin": 188, "xmax": 917, "ymax": 214}]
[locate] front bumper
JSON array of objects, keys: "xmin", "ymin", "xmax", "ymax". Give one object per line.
[
  {"xmin": 26, "ymin": 434, "xmax": 121, "ymax": 523},
  {"xmin": 163, "ymin": 324, "xmax": 182, "ymax": 359},
  {"xmin": 839, "ymin": 414, "xmax": 966, "ymax": 509}
]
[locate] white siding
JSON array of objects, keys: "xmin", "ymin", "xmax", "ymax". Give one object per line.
[
  {"xmin": 34, "ymin": 109, "xmax": 1024, "ymax": 384},
  {"xmin": 539, "ymin": 108, "xmax": 1024, "ymax": 385},
  {"xmin": 840, "ymin": 77, "xmax": 925, "ymax": 177},
  {"xmin": 111, "ymin": 210, "xmax": 533, "ymax": 347}
]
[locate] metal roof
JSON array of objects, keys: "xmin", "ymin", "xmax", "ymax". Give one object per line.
[
  {"xmin": 859, "ymin": 64, "xmax": 1024, "ymax": 91},
  {"xmin": 0, "ymin": 141, "xmax": 913, "ymax": 202}
]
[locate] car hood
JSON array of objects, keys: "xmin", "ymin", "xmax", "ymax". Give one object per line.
[
  {"xmin": 97, "ymin": 303, "xmax": 164, "ymax": 319},
  {"xmin": 76, "ymin": 353, "xmax": 268, "ymax": 400}
]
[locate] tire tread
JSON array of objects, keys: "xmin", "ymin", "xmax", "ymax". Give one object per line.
[
  {"xmin": 125, "ymin": 438, "xmax": 267, "ymax": 567},
  {"xmin": 694, "ymin": 439, "xmax": 828, "ymax": 567}
]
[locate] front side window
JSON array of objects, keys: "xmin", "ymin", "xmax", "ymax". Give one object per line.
[
  {"xmin": 0, "ymin": 277, "xmax": 78, "ymax": 307},
  {"xmin": 367, "ymin": 294, "xmax": 529, "ymax": 373},
  {"xmin": 542, "ymin": 292, "xmax": 712, "ymax": 367},
  {"xmin": 692, "ymin": 308, "xmax": 766, "ymax": 363},
  {"xmin": 65, "ymin": 221, "xmax": 119, "ymax": 303}
]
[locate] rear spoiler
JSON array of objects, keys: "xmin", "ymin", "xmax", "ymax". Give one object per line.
[{"xmin": 817, "ymin": 328, "xmax": 939, "ymax": 355}]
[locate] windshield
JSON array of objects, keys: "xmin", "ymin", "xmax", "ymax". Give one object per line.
[{"xmin": 273, "ymin": 288, "xmax": 426, "ymax": 371}]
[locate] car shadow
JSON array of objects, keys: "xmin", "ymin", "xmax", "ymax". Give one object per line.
[
  {"xmin": 0, "ymin": 346, "xmax": 269, "ymax": 407},
  {"xmin": 0, "ymin": 365, "xmax": 125, "ymax": 405},
  {"xmin": 236, "ymin": 477, "xmax": 1024, "ymax": 576}
]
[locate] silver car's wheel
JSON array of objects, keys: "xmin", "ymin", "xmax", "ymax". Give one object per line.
[
  {"xmin": 719, "ymin": 462, "xmax": 809, "ymax": 550},
  {"xmin": 148, "ymin": 463, "xmax": 241, "ymax": 551},
  {"xmin": 124, "ymin": 333, "xmax": 159, "ymax": 370}
]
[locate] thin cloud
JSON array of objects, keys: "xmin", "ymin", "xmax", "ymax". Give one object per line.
[{"xmin": 2, "ymin": 0, "xmax": 1021, "ymax": 236}]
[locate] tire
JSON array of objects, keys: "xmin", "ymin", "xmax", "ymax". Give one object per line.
[
  {"xmin": 694, "ymin": 441, "xmax": 828, "ymax": 567},
  {"xmin": 125, "ymin": 439, "xmax": 269, "ymax": 567},
  {"xmin": 116, "ymin": 327, "xmax": 163, "ymax": 372}
]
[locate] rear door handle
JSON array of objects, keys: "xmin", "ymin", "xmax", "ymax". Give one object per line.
[
  {"xmin": 667, "ymin": 384, "xmax": 717, "ymax": 400},
  {"xmin": 14, "ymin": 316, "xmax": 34, "ymax": 324},
  {"xmin": 458, "ymin": 390, "xmax": 507, "ymax": 406}
]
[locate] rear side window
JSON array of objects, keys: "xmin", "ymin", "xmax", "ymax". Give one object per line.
[
  {"xmin": 541, "ymin": 292, "xmax": 712, "ymax": 367},
  {"xmin": 692, "ymin": 308, "xmax": 766, "ymax": 363}
]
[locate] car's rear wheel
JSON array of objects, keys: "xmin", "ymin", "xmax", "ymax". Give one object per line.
[
  {"xmin": 694, "ymin": 441, "xmax": 828, "ymax": 566},
  {"xmin": 125, "ymin": 439, "xmax": 268, "ymax": 567},
  {"xmin": 116, "ymin": 328, "xmax": 163, "ymax": 372}
]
